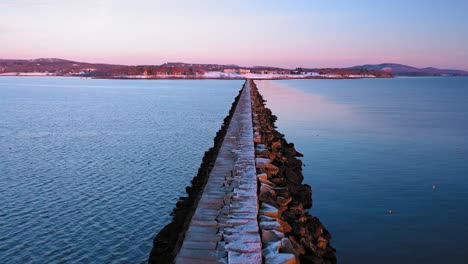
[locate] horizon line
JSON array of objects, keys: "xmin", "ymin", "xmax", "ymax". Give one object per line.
[{"xmin": 2, "ymin": 56, "xmax": 468, "ymax": 72}]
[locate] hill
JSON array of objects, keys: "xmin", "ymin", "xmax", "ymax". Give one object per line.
[
  {"xmin": 349, "ymin": 63, "xmax": 468, "ymax": 76},
  {"xmin": 0, "ymin": 58, "xmax": 393, "ymax": 78}
]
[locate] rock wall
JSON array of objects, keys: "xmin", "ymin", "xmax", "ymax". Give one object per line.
[
  {"xmin": 250, "ymin": 80, "xmax": 337, "ymax": 264},
  {"xmin": 174, "ymin": 79, "xmax": 262, "ymax": 263},
  {"xmin": 149, "ymin": 79, "xmax": 337, "ymax": 264},
  {"xmin": 148, "ymin": 85, "xmax": 243, "ymax": 264}
]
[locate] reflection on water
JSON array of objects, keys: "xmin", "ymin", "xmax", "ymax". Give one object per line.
[
  {"xmin": 256, "ymin": 80, "xmax": 368, "ymax": 140},
  {"xmin": 256, "ymin": 80, "xmax": 355, "ymax": 122},
  {"xmin": 257, "ymin": 78, "xmax": 468, "ymax": 264}
]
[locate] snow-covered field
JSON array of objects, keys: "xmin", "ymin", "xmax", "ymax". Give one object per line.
[
  {"xmin": 203, "ymin": 71, "xmax": 375, "ymax": 79},
  {"xmin": 203, "ymin": 71, "xmax": 320, "ymax": 79},
  {"xmin": 0, "ymin": 71, "xmax": 376, "ymax": 79},
  {"xmin": 0, "ymin": 72, "xmax": 53, "ymax": 76}
]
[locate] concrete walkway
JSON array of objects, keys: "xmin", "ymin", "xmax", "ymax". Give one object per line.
[{"xmin": 175, "ymin": 80, "xmax": 261, "ymax": 264}]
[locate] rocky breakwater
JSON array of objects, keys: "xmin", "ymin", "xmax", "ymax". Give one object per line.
[
  {"xmin": 149, "ymin": 85, "xmax": 243, "ymax": 264},
  {"xmin": 250, "ymin": 80, "xmax": 337, "ymax": 264}
]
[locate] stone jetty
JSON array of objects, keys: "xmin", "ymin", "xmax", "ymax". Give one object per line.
[{"xmin": 149, "ymin": 80, "xmax": 336, "ymax": 264}]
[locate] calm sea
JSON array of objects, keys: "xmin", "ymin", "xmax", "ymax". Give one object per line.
[
  {"xmin": 0, "ymin": 77, "xmax": 242, "ymax": 263},
  {"xmin": 2, "ymin": 77, "xmax": 468, "ymax": 263},
  {"xmin": 257, "ymin": 77, "xmax": 468, "ymax": 264}
]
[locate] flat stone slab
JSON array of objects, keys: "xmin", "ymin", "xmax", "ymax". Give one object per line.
[
  {"xmin": 224, "ymin": 232, "xmax": 261, "ymax": 244},
  {"xmin": 228, "ymin": 251, "xmax": 262, "ymax": 264},
  {"xmin": 226, "ymin": 241, "xmax": 262, "ymax": 253},
  {"xmin": 176, "ymin": 80, "xmax": 261, "ymax": 264},
  {"xmin": 177, "ymin": 248, "xmax": 227, "ymax": 263}
]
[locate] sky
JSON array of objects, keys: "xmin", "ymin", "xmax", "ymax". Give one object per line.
[{"xmin": 1, "ymin": 0, "xmax": 467, "ymax": 69}]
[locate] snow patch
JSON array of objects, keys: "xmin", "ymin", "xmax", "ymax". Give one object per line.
[{"xmin": 0, "ymin": 72, "xmax": 53, "ymax": 76}]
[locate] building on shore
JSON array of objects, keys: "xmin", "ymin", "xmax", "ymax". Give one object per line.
[
  {"xmin": 238, "ymin": 69, "xmax": 251, "ymax": 74},
  {"xmin": 251, "ymin": 69, "xmax": 290, "ymax": 75},
  {"xmin": 223, "ymin": 68, "xmax": 251, "ymax": 74},
  {"xmin": 223, "ymin": 68, "xmax": 237, "ymax": 74}
]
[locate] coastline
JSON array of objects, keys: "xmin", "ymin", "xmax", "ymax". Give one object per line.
[{"xmin": 0, "ymin": 74, "xmax": 390, "ymax": 80}]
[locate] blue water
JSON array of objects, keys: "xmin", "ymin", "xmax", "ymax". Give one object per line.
[
  {"xmin": 0, "ymin": 77, "xmax": 242, "ymax": 263},
  {"xmin": 257, "ymin": 77, "xmax": 468, "ymax": 264}
]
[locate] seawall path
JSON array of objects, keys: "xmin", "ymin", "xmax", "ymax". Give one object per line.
[{"xmin": 150, "ymin": 80, "xmax": 336, "ymax": 264}]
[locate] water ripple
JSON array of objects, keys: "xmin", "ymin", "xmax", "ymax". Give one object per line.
[{"xmin": 0, "ymin": 77, "xmax": 242, "ymax": 263}]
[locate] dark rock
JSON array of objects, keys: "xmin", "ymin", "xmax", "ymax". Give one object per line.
[
  {"xmin": 288, "ymin": 236, "xmax": 306, "ymax": 255},
  {"xmin": 289, "ymin": 184, "xmax": 313, "ymax": 209},
  {"xmin": 277, "ymin": 196, "xmax": 292, "ymax": 207},
  {"xmin": 259, "ymin": 185, "xmax": 278, "ymax": 208},
  {"xmin": 284, "ymin": 168, "xmax": 304, "ymax": 185}
]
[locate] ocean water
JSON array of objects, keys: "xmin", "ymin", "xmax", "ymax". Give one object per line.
[
  {"xmin": 0, "ymin": 77, "xmax": 242, "ymax": 263},
  {"xmin": 257, "ymin": 77, "xmax": 468, "ymax": 264}
]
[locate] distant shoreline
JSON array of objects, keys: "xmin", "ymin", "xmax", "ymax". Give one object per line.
[
  {"xmin": 0, "ymin": 74, "xmax": 388, "ymax": 80},
  {"xmin": 2, "ymin": 74, "xmax": 466, "ymax": 80},
  {"xmin": 4, "ymin": 58, "xmax": 467, "ymax": 78}
]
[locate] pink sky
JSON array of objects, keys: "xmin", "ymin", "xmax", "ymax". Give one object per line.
[{"xmin": 1, "ymin": 0, "xmax": 467, "ymax": 70}]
